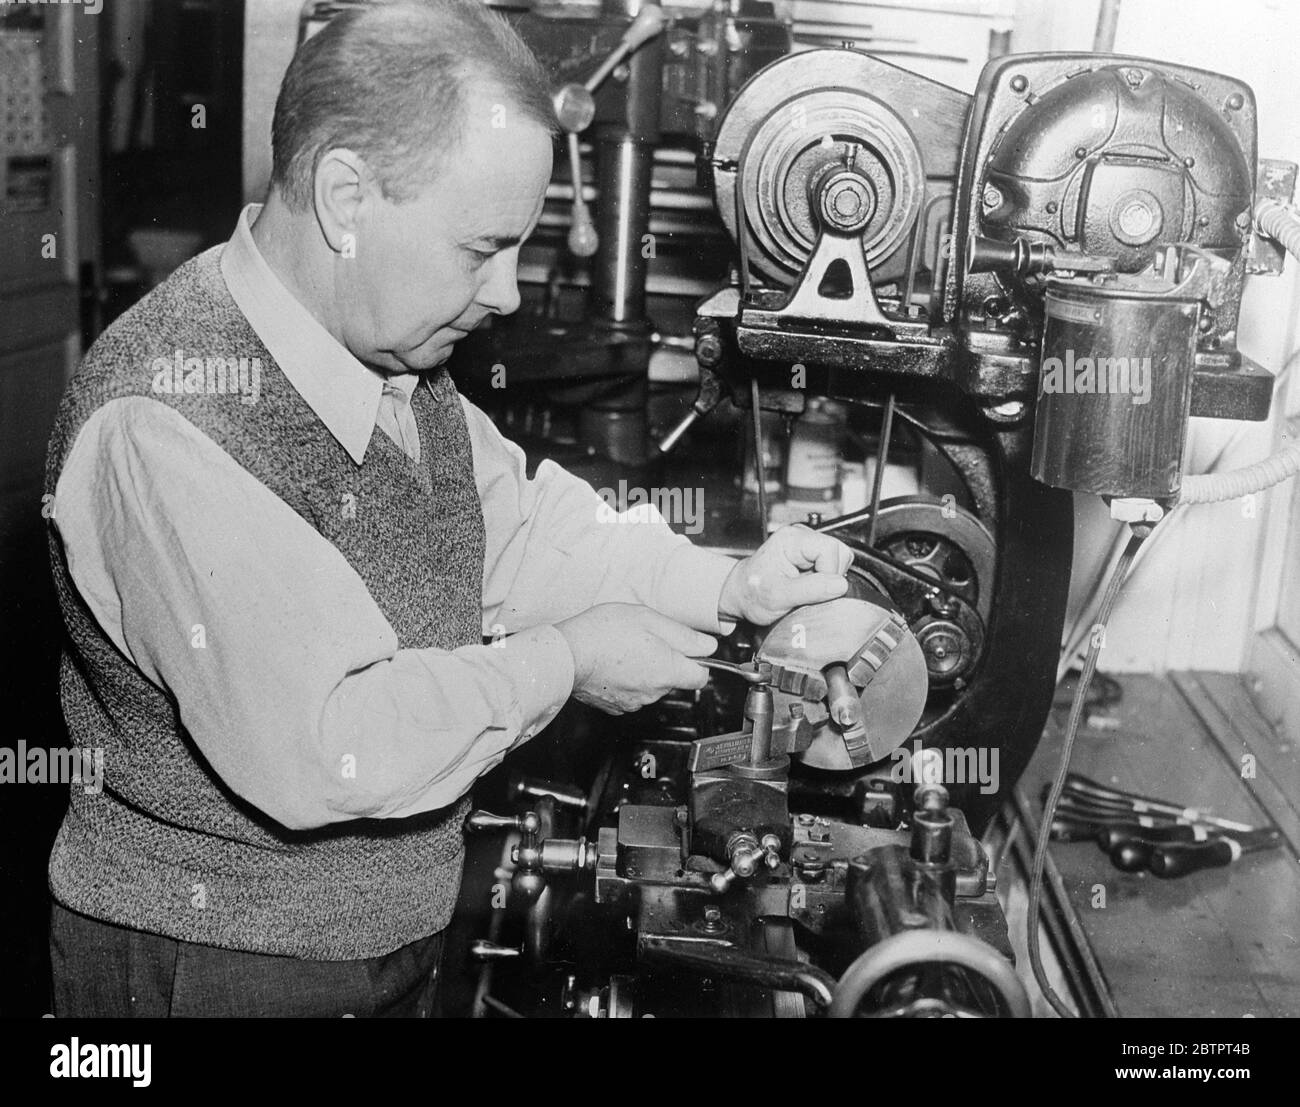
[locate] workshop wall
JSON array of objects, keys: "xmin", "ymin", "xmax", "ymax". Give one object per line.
[{"xmin": 1054, "ymin": 0, "xmax": 1300, "ymax": 676}]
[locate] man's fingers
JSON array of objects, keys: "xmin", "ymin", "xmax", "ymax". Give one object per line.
[
  {"xmin": 669, "ymin": 655, "xmax": 709, "ymax": 691},
  {"xmin": 775, "ymin": 571, "xmax": 849, "ymax": 610},
  {"xmin": 636, "ymin": 608, "xmax": 718, "ymax": 657},
  {"xmin": 784, "ymin": 526, "xmax": 854, "ymax": 575}
]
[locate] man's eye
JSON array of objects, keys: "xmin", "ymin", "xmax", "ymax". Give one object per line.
[{"xmin": 466, "ymin": 246, "xmax": 495, "ymax": 263}]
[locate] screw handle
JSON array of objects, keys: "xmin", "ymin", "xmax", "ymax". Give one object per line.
[{"xmin": 466, "ymin": 809, "xmax": 540, "ymax": 835}]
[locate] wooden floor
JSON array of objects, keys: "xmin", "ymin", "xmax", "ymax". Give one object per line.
[{"xmin": 1015, "ymin": 672, "xmax": 1300, "ymax": 1018}]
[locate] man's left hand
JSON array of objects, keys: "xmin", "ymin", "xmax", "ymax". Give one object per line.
[{"xmin": 718, "ymin": 525, "xmax": 855, "ymax": 627}]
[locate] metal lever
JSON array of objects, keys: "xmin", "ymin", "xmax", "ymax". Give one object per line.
[
  {"xmin": 465, "ymin": 809, "xmax": 547, "ymax": 903},
  {"xmin": 465, "ymin": 808, "xmax": 598, "ymax": 905},
  {"xmin": 551, "ymin": 4, "xmax": 666, "ymax": 261},
  {"xmin": 471, "ymin": 940, "xmax": 522, "ymax": 962},
  {"xmin": 709, "ymin": 831, "xmax": 782, "ymax": 893},
  {"xmin": 657, "ymin": 366, "xmax": 724, "ymax": 454},
  {"xmin": 550, "ymin": 6, "xmax": 665, "ymax": 133},
  {"xmin": 564, "ymin": 132, "xmax": 599, "ymax": 258},
  {"xmin": 583, "ymin": 5, "xmax": 666, "ymax": 94},
  {"xmin": 511, "ymin": 776, "xmax": 588, "ymax": 812},
  {"xmin": 465, "ymin": 810, "xmax": 539, "ymax": 835}
]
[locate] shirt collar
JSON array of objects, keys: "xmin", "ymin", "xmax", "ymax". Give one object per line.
[{"xmin": 220, "ymin": 203, "xmax": 418, "ymax": 464}]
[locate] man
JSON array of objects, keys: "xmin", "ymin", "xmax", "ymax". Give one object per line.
[{"xmin": 44, "ymin": 0, "xmax": 852, "ymax": 1016}]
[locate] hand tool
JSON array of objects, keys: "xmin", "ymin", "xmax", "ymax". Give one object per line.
[
  {"xmin": 1064, "ymin": 772, "xmax": 1256, "ymax": 833},
  {"xmin": 1051, "ymin": 793, "xmax": 1212, "ymax": 830},
  {"xmin": 1047, "ymin": 801, "xmax": 1282, "ymax": 878},
  {"xmin": 1119, "ymin": 828, "xmax": 1283, "ymax": 878},
  {"xmin": 697, "ymin": 658, "xmax": 772, "ymax": 684},
  {"xmin": 1049, "ymin": 812, "xmax": 1208, "ymax": 848}
]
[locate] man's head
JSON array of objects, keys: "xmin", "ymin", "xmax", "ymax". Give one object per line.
[{"xmin": 266, "ymin": 0, "xmax": 556, "ymax": 372}]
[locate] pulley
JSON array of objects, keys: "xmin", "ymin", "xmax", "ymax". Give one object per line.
[{"xmin": 711, "ymin": 49, "xmax": 929, "ymax": 287}]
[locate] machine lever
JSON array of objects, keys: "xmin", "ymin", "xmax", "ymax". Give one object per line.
[
  {"xmin": 709, "ymin": 832, "xmax": 781, "ymax": 892},
  {"xmin": 583, "ymin": 5, "xmax": 666, "ymax": 94},
  {"xmin": 564, "ymin": 132, "xmax": 599, "ymax": 258},
  {"xmin": 640, "ymin": 936, "xmax": 837, "ymax": 1010},
  {"xmin": 465, "ymin": 809, "xmax": 539, "ymax": 835},
  {"xmin": 551, "ymin": 5, "xmax": 666, "ymax": 260},
  {"xmin": 471, "ymin": 940, "xmax": 523, "ymax": 962},
  {"xmin": 466, "ymin": 809, "xmax": 547, "ymax": 903}
]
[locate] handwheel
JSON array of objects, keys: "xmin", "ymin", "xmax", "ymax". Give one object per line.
[{"xmin": 829, "ymin": 929, "xmax": 1030, "ymax": 1018}]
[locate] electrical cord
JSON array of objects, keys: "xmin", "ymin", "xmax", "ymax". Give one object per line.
[
  {"xmin": 1028, "ymin": 528, "xmax": 1145, "ymax": 1019},
  {"xmin": 1052, "ymin": 668, "xmax": 1123, "ymax": 711},
  {"xmin": 1175, "ymin": 202, "xmax": 1300, "ymax": 504}
]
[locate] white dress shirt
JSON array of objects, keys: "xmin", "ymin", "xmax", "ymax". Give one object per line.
[{"xmin": 51, "ymin": 204, "xmax": 737, "ymax": 830}]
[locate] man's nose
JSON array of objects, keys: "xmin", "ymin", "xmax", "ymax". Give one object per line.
[{"xmin": 476, "ymin": 249, "xmax": 522, "ymax": 316}]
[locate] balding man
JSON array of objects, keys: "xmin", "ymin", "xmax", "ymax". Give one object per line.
[{"xmin": 44, "ymin": 0, "xmax": 852, "ymax": 1016}]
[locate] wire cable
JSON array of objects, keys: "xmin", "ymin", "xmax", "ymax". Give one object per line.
[{"xmin": 1028, "ymin": 528, "xmax": 1145, "ymax": 1018}]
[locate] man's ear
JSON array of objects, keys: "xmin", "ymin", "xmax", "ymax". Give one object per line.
[{"xmin": 312, "ymin": 148, "xmax": 373, "ymax": 256}]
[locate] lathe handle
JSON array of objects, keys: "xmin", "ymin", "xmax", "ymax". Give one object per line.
[
  {"xmin": 1149, "ymin": 830, "xmax": 1280, "ymax": 878},
  {"xmin": 565, "ymin": 132, "xmax": 599, "ymax": 258},
  {"xmin": 1149, "ymin": 839, "xmax": 1239, "ymax": 878},
  {"xmin": 1096, "ymin": 821, "xmax": 1206, "ymax": 851},
  {"xmin": 465, "ymin": 809, "xmax": 539, "ymax": 835},
  {"xmin": 471, "ymin": 940, "xmax": 522, "ymax": 962}
]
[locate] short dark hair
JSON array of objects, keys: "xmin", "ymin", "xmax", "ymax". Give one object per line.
[{"xmin": 271, "ymin": 0, "xmax": 556, "ymax": 209}]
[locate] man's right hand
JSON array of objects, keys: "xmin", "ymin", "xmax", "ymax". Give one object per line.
[{"xmin": 555, "ymin": 603, "xmax": 716, "ymax": 715}]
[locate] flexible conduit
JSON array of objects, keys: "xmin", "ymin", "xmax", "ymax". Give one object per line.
[{"xmin": 1179, "ymin": 200, "xmax": 1300, "ymax": 504}]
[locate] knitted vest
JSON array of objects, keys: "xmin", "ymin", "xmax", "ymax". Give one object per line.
[{"xmin": 44, "ymin": 246, "xmax": 486, "ymax": 959}]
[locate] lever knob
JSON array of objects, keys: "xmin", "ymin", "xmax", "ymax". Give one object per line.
[
  {"xmin": 471, "ymin": 940, "xmax": 522, "ymax": 962},
  {"xmin": 565, "ymin": 132, "xmax": 599, "ymax": 258},
  {"xmin": 466, "ymin": 809, "xmax": 540, "ymax": 835}
]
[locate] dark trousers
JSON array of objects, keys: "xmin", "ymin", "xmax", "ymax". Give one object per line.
[{"xmin": 50, "ymin": 902, "xmax": 445, "ymax": 1017}]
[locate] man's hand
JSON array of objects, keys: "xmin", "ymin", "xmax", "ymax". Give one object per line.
[
  {"xmin": 718, "ymin": 525, "xmax": 855, "ymax": 626},
  {"xmin": 556, "ymin": 604, "xmax": 717, "ymax": 715}
]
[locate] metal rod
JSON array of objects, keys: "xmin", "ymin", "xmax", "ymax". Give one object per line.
[
  {"xmin": 594, "ymin": 135, "xmax": 655, "ymax": 324},
  {"xmin": 480, "ymin": 994, "xmax": 525, "ymax": 1019},
  {"xmin": 865, "ymin": 393, "xmax": 895, "ymax": 547},
  {"xmin": 1094, "ymin": 0, "xmax": 1122, "ymax": 53},
  {"xmin": 810, "ymin": 504, "xmax": 878, "ymax": 536},
  {"xmin": 471, "ymin": 851, "xmax": 513, "ymax": 1019},
  {"xmin": 751, "ymin": 376, "xmax": 768, "ymax": 536}
]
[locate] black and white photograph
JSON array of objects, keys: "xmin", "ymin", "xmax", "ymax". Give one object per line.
[{"xmin": 1, "ymin": 0, "xmax": 1298, "ymax": 1060}]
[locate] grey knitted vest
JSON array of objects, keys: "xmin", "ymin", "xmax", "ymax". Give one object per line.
[{"xmin": 44, "ymin": 246, "xmax": 486, "ymax": 959}]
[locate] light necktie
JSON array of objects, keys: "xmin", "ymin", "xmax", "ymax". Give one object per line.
[{"xmin": 378, "ymin": 381, "xmax": 421, "ymax": 463}]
